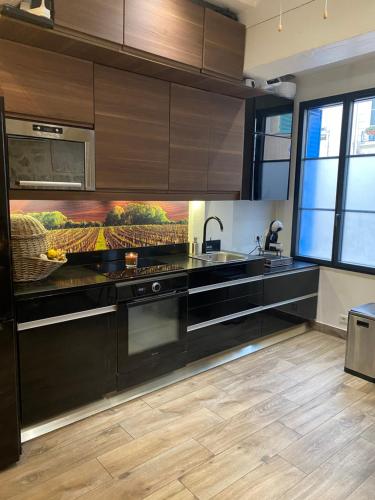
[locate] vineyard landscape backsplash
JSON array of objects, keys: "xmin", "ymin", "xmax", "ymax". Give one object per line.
[{"xmin": 10, "ymin": 201, "xmax": 189, "ymax": 253}]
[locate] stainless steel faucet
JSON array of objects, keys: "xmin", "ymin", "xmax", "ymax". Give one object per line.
[{"xmin": 202, "ymin": 216, "xmax": 224, "ymax": 253}]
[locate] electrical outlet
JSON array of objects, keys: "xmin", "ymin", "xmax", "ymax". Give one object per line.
[{"xmin": 339, "ymin": 314, "xmax": 348, "ymax": 325}]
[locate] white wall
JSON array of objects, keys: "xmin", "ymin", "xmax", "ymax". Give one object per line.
[
  {"xmin": 276, "ymin": 56, "xmax": 375, "ymax": 330},
  {"xmin": 201, "ymin": 200, "xmax": 275, "ymax": 254}
]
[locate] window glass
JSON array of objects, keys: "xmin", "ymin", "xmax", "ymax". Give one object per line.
[
  {"xmin": 265, "ymin": 113, "xmax": 292, "ymax": 136},
  {"xmin": 305, "ymin": 104, "xmax": 343, "ymax": 158},
  {"xmin": 341, "ymin": 212, "xmax": 375, "ymax": 268},
  {"xmin": 263, "ymin": 135, "xmax": 291, "ymax": 161},
  {"xmin": 300, "ymin": 159, "xmax": 338, "ymax": 209},
  {"xmin": 344, "ymin": 156, "xmax": 375, "ymax": 211},
  {"xmin": 350, "ymin": 98, "xmax": 375, "ymax": 155},
  {"xmin": 298, "ymin": 209, "xmax": 335, "ymax": 261},
  {"xmin": 261, "ymin": 161, "xmax": 290, "ymax": 200}
]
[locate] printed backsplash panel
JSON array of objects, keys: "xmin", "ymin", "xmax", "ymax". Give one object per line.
[{"xmin": 10, "ymin": 200, "xmax": 189, "ymax": 253}]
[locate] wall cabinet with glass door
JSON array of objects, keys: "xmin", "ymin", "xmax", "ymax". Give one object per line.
[{"xmin": 243, "ymin": 95, "xmax": 294, "ymax": 201}]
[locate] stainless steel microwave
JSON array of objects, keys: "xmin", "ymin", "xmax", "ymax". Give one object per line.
[{"xmin": 6, "ymin": 119, "xmax": 95, "ymax": 191}]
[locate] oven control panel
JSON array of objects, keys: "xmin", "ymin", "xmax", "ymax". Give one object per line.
[{"xmin": 116, "ymin": 273, "xmax": 188, "ymax": 301}]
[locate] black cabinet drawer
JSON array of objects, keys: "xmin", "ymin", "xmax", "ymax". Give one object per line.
[
  {"xmin": 188, "ymin": 259, "xmax": 264, "ymax": 290},
  {"xmin": 187, "ymin": 312, "xmax": 261, "ymax": 362},
  {"xmin": 263, "ymin": 269, "xmax": 319, "ymax": 305},
  {"xmin": 19, "ymin": 312, "xmax": 117, "ymax": 426},
  {"xmin": 188, "ymin": 278, "xmax": 263, "ymax": 327},
  {"xmin": 188, "ymin": 292, "xmax": 262, "ymax": 326},
  {"xmin": 16, "ymin": 285, "xmax": 116, "ymax": 323},
  {"xmin": 189, "ymin": 279, "xmax": 263, "ymax": 309},
  {"xmin": 262, "ymin": 297, "xmax": 318, "ymax": 336}
]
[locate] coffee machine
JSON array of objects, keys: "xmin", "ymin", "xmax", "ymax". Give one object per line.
[{"xmin": 261, "ymin": 220, "xmax": 293, "ymax": 268}]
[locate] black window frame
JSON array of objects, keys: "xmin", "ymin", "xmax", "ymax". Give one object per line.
[{"xmin": 292, "ymin": 87, "xmax": 375, "ymax": 276}]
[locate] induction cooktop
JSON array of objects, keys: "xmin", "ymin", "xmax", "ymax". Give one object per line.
[{"xmin": 90, "ymin": 258, "xmax": 184, "ymax": 281}]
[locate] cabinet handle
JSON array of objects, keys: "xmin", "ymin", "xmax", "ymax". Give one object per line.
[
  {"xmin": 357, "ymin": 320, "xmax": 369, "ymax": 328},
  {"xmin": 18, "ymin": 305, "xmax": 117, "ymax": 331},
  {"xmin": 18, "ymin": 180, "xmax": 83, "ymax": 189},
  {"xmin": 189, "ymin": 275, "xmax": 263, "ymax": 295}
]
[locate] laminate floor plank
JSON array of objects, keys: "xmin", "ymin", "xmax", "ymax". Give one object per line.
[
  {"xmin": 280, "ymin": 366, "xmax": 352, "ymax": 405},
  {"xmin": 98, "ymin": 409, "xmax": 222, "ymax": 478},
  {"xmin": 79, "ymin": 439, "xmax": 212, "ymax": 500},
  {"xmin": 21, "ymin": 399, "xmax": 146, "ymax": 460},
  {"xmin": 196, "ymin": 395, "xmax": 299, "ymax": 455},
  {"xmin": 181, "ymin": 422, "xmax": 300, "ymax": 500},
  {"xmin": 212, "ymin": 455, "xmax": 305, "ymax": 500},
  {"xmin": 346, "ymin": 473, "xmax": 375, "ymax": 500},
  {"xmin": 157, "ymin": 383, "xmax": 274, "ymax": 420},
  {"xmin": 144, "ymin": 480, "xmax": 195, "ymax": 500},
  {"xmin": 2, "ymin": 330, "xmax": 373, "ymax": 500},
  {"xmin": 280, "ymin": 383, "xmax": 366, "ymax": 435},
  {"xmin": 10, "ymin": 459, "xmax": 112, "ymax": 500},
  {"xmin": 280, "ymin": 438, "xmax": 375, "ymax": 500},
  {"xmin": 0, "ymin": 425, "xmax": 132, "ymax": 499},
  {"xmin": 279, "ymin": 404, "xmax": 375, "ymax": 474}
]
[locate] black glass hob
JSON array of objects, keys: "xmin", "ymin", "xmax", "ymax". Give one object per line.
[{"xmin": 90, "ymin": 258, "xmax": 184, "ymax": 281}]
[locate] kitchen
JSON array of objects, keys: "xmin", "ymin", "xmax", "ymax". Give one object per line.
[{"xmin": 0, "ymin": 1, "xmax": 374, "ymax": 498}]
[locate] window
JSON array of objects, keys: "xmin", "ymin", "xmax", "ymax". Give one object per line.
[{"xmin": 293, "ymin": 89, "xmax": 375, "ymax": 273}]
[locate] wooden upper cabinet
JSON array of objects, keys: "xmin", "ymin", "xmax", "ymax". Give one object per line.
[
  {"xmin": 54, "ymin": 0, "xmax": 124, "ymax": 44},
  {"xmin": 0, "ymin": 40, "xmax": 94, "ymax": 124},
  {"xmin": 95, "ymin": 65, "xmax": 170, "ymax": 191},
  {"xmin": 203, "ymin": 9, "xmax": 245, "ymax": 80},
  {"xmin": 124, "ymin": 0, "xmax": 204, "ymax": 69},
  {"xmin": 170, "ymin": 85, "xmax": 210, "ymax": 192},
  {"xmin": 208, "ymin": 94, "xmax": 245, "ymax": 193}
]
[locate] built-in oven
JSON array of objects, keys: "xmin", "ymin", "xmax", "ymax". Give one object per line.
[
  {"xmin": 116, "ymin": 273, "xmax": 188, "ymax": 390},
  {"xmin": 6, "ymin": 118, "xmax": 95, "ymax": 191}
]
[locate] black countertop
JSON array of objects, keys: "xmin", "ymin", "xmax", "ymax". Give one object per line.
[{"xmin": 13, "ymin": 253, "xmax": 318, "ymax": 299}]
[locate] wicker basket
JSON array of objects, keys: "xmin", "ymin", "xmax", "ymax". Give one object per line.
[
  {"xmin": 14, "ymin": 256, "xmax": 67, "ymax": 282},
  {"xmin": 10, "ymin": 214, "xmax": 66, "ymax": 282}
]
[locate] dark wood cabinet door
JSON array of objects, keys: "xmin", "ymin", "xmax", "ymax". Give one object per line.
[
  {"xmin": 208, "ymin": 94, "xmax": 245, "ymax": 193},
  {"xmin": 95, "ymin": 65, "xmax": 170, "ymax": 191},
  {"xmin": 124, "ymin": 0, "xmax": 204, "ymax": 69},
  {"xmin": 54, "ymin": 0, "xmax": 124, "ymax": 44},
  {"xmin": 0, "ymin": 40, "xmax": 94, "ymax": 124},
  {"xmin": 170, "ymin": 84, "xmax": 210, "ymax": 192},
  {"xmin": 203, "ymin": 9, "xmax": 245, "ymax": 80}
]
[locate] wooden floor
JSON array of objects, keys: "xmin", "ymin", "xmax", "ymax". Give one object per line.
[{"xmin": 1, "ymin": 330, "xmax": 375, "ymax": 500}]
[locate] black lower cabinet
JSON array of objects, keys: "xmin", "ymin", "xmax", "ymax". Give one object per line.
[
  {"xmin": 261, "ymin": 297, "xmax": 318, "ymax": 336},
  {"xmin": 19, "ymin": 312, "xmax": 117, "ymax": 426},
  {"xmin": 187, "ymin": 313, "xmax": 261, "ymax": 363},
  {"xmin": 0, "ymin": 320, "xmax": 20, "ymax": 470},
  {"xmin": 263, "ymin": 269, "xmax": 319, "ymax": 305}
]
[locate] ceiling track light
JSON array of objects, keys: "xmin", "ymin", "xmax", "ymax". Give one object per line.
[
  {"xmin": 324, "ymin": 0, "xmax": 328, "ymax": 19},
  {"xmin": 278, "ymin": 0, "xmax": 283, "ymax": 32}
]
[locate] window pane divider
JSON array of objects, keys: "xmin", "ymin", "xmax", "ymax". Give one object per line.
[{"xmin": 301, "ymin": 156, "xmax": 340, "ymax": 161}]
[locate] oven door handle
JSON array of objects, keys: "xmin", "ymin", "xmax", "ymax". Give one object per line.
[{"xmin": 126, "ymin": 290, "xmax": 188, "ymax": 307}]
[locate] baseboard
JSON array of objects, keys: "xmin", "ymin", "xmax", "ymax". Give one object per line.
[{"xmin": 311, "ymin": 321, "xmax": 346, "ymax": 339}]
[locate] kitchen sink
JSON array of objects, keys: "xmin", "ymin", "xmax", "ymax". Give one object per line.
[{"xmin": 191, "ymin": 251, "xmax": 247, "ymax": 263}]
